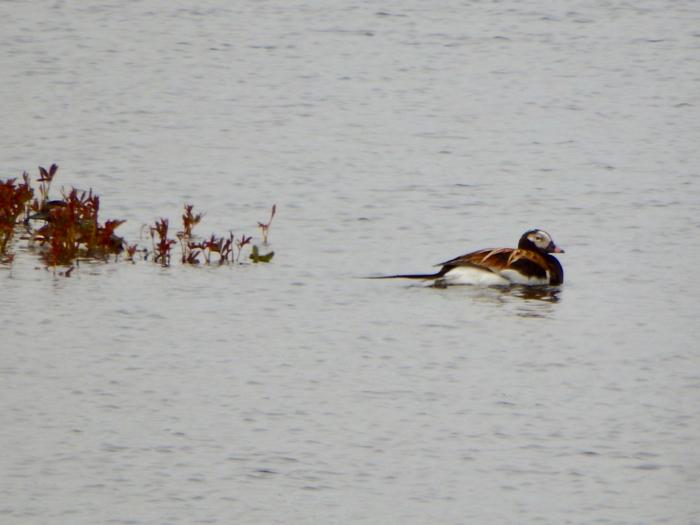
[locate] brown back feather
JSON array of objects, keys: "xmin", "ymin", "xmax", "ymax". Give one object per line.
[{"xmin": 439, "ymin": 248, "xmax": 550, "ymax": 280}]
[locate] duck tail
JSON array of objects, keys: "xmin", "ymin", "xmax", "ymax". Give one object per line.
[{"xmin": 367, "ymin": 267, "xmax": 449, "ymax": 280}]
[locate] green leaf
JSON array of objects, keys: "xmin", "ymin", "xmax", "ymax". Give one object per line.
[{"xmin": 250, "ymin": 245, "xmax": 274, "ymax": 263}]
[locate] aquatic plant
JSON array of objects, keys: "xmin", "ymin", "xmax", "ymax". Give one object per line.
[
  {"xmin": 201, "ymin": 233, "xmax": 234, "ymax": 265},
  {"xmin": 249, "ymin": 245, "xmax": 274, "ymax": 263},
  {"xmin": 0, "ymin": 173, "xmax": 34, "ymax": 260},
  {"xmin": 1, "ymin": 164, "xmax": 278, "ymax": 274},
  {"xmin": 177, "ymin": 204, "xmax": 204, "ymax": 264},
  {"xmin": 3, "ymin": 165, "xmax": 125, "ymax": 269},
  {"xmin": 156, "ymin": 204, "xmax": 274, "ymax": 266},
  {"xmin": 124, "ymin": 242, "xmax": 139, "ymax": 263},
  {"xmin": 150, "ymin": 218, "xmax": 176, "ymax": 267},
  {"xmin": 176, "ymin": 204, "xmax": 249, "ymax": 265},
  {"xmin": 235, "ymin": 234, "xmax": 252, "ymax": 263},
  {"xmin": 181, "ymin": 203, "xmax": 203, "ymax": 238},
  {"xmin": 36, "ymin": 163, "xmax": 57, "ymax": 207},
  {"xmin": 258, "ymin": 204, "xmax": 276, "ymax": 244},
  {"xmin": 33, "ymin": 187, "xmax": 125, "ymax": 268}
]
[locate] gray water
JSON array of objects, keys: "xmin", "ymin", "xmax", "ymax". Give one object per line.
[{"xmin": 2, "ymin": 1, "xmax": 699, "ymax": 524}]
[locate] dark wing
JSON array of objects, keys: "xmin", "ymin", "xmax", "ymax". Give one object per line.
[
  {"xmin": 545, "ymin": 254, "xmax": 564, "ymax": 285},
  {"xmin": 438, "ymin": 247, "xmax": 513, "ymax": 268},
  {"xmin": 438, "ymin": 248, "xmax": 549, "ymax": 280}
]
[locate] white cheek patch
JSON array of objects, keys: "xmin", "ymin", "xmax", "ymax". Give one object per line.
[{"xmin": 530, "ymin": 231, "xmax": 553, "ymax": 249}]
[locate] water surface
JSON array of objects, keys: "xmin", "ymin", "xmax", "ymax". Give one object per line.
[{"xmin": 2, "ymin": 1, "xmax": 699, "ymax": 524}]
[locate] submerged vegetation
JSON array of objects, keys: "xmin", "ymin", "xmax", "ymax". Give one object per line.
[{"xmin": 0, "ymin": 164, "xmax": 275, "ymax": 274}]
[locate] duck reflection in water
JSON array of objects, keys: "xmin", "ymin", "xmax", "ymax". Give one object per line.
[
  {"xmin": 431, "ymin": 281, "xmax": 561, "ymax": 302},
  {"xmin": 507, "ymin": 285, "xmax": 561, "ymax": 303},
  {"xmin": 427, "ymin": 282, "xmax": 561, "ymax": 319}
]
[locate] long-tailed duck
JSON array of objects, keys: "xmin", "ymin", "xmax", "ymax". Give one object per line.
[{"xmin": 376, "ymin": 229, "xmax": 564, "ymax": 286}]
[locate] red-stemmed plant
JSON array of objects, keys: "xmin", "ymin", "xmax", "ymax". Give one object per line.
[
  {"xmin": 150, "ymin": 218, "xmax": 176, "ymax": 267},
  {"xmin": 0, "ymin": 173, "xmax": 34, "ymax": 260},
  {"xmin": 257, "ymin": 204, "xmax": 276, "ymax": 244},
  {"xmin": 2, "ymin": 164, "xmax": 277, "ymax": 273}
]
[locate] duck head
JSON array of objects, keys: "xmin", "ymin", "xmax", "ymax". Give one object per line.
[{"xmin": 519, "ymin": 229, "xmax": 565, "ymax": 254}]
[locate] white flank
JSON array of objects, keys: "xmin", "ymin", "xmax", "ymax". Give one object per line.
[
  {"xmin": 432, "ymin": 267, "xmax": 551, "ymax": 286},
  {"xmin": 499, "ymin": 269, "xmax": 550, "ymax": 285},
  {"xmin": 440, "ymin": 266, "xmax": 511, "ymax": 286}
]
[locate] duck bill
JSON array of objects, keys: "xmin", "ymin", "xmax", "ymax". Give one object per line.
[{"xmin": 549, "ymin": 244, "xmax": 565, "ymax": 253}]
